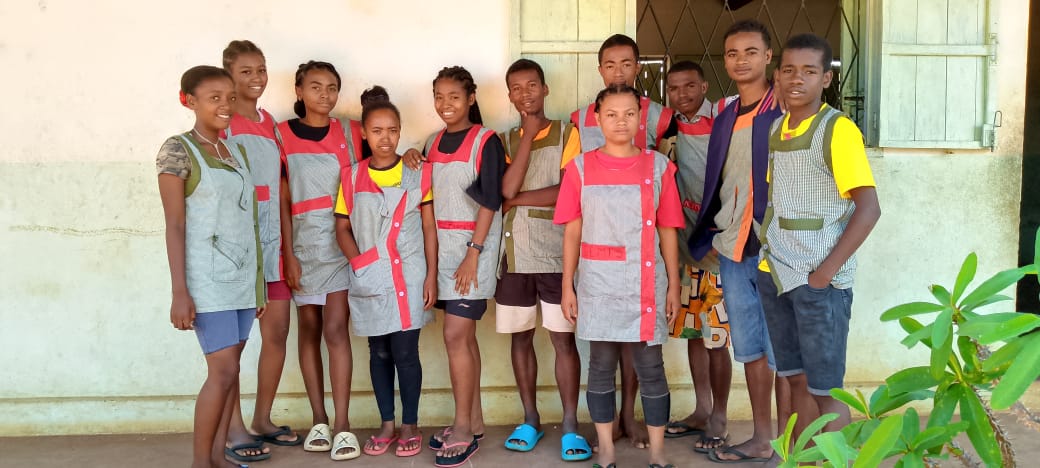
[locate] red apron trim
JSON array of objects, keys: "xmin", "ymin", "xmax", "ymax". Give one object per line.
[
  {"xmin": 638, "ymin": 152, "xmax": 657, "ymax": 342},
  {"xmin": 677, "ymin": 117, "xmax": 713, "ymax": 136},
  {"xmin": 580, "ymin": 243, "xmax": 626, "ymax": 261},
  {"xmin": 291, "ymin": 196, "xmax": 333, "ymax": 215},
  {"xmin": 583, "ymin": 104, "xmax": 597, "ymax": 127},
  {"xmin": 436, "ymin": 220, "xmax": 477, "ymax": 230},
  {"xmin": 570, "ymin": 109, "xmax": 581, "ymax": 127},
  {"xmin": 426, "ymin": 126, "xmax": 481, "ymax": 164},
  {"xmin": 635, "ymin": 97, "xmax": 650, "ymax": 150},
  {"xmin": 386, "ymin": 197, "xmax": 411, "ymax": 328},
  {"xmin": 350, "ymin": 247, "xmax": 379, "ymax": 271},
  {"xmin": 255, "ymin": 185, "xmax": 270, "ymax": 202},
  {"xmin": 682, "ymin": 199, "xmax": 701, "ymax": 212},
  {"xmin": 654, "ymin": 105, "xmax": 674, "ymax": 148}
]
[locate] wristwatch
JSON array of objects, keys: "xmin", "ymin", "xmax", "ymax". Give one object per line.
[{"xmin": 466, "ymin": 241, "xmax": 484, "ymax": 253}]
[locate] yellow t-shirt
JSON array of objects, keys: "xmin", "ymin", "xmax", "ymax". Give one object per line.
[
  {"xmin": 333, "ymin": 158, "xmax": 432, "ymax": 216},
  {"xmin": 760, "ymin": 106, "xmax": 876, "ymax": 272},
  {"xmin": 771, "ymin": 105, "xmax": 876, "ymax": 198},
  {"xmin": 505, "ymin": 124, "xmax": 582, "ymax": 169}
]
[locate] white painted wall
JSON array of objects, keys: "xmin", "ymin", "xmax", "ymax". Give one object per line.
[{"xmin": 0, "ymin": 0, "xmax": 1032, "ymax": 436}]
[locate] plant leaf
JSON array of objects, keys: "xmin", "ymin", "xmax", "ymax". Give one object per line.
[
  {"xmin": 926, "ymin": 383, "xmax": 961, "ymax": 429},
  {"xmin": 990, "ymin": 332, "xmax": 1040, "ymax": 409},
  {"xmin": 951, "ymin": 253, "xmax": 978, "ymax": 303},
  {"xmin": 812, "ymin": 431, "xmax": 852, "ymax": 467},
  {"xmin": 931, "ymin": 307, "xmax": 954, "ymax": 351},
  {"xmin": 852, "ymin": 415, "xmax": 903, "ymax": 468},
  {"xmin": 957, "ymin": 312, "xmax": 1024, "ymax": 339},
  {"xmin": 961, "ymin": 294, "xmax": 1013, "ymax": 314},
  {"xmin": 959, "ymin": 267, "xmax": 1029, "ymax": 310},
  {"xmin": 871, "ymin": 389, "xmax": 934, "ymax": 416},
  {"xmin": 886, "ymin": 367, "xmax": 942, "ymax": 394},
  {"xmin": 831, "ymin": 388, "xmax": 869, "ymax": 416},
  {"xmin": 930, "ymin": 284, "xmax": 952, "ymax": 306},
  {"xmin": 977, "ymin": 313, "xmax": 1040, "ymax": 344},
  {"xmin": 981, "ymin": 334, "xmax": 1027, "ymax": 373},
  {"xmin": 880, "ymin": 301, "xmax": 945, "ymax": 321},
  {"xmin": 794, "ymin": 413, "xmax": 839, "ymax": 453},
  {"xmin": 912, "ymin": 421, "xmax": 969, "ymax": 451},
  {"xmin": 792, "ymin": 446, "xmax": 827, "ymax": 463},
  {"xmin": 898, "ymin": 453, "xmax": 926, "ymax": 468},
  {"xmin": 929, "ymin": 329, "xmax": 953, "ymax": 380},
  {"xmin": 901, "ymin": 322, "xmax": 935, "ymax": 348},
  {"xmin": 959, "ymin": 385, "xmax": 1003, "ymax": 467},
  {"xmin": 957, "ymin": 336, "xmax": 981, "ymax": 376},
  {"xmin": 771, "ymin": 413, "xmax": 797, "ymax": 461}
]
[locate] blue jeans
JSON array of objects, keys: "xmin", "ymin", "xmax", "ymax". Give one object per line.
[
  {"xmin": 758, "ymin": 270, "xmax": 853, "ymax": 396},
  {"xmin": 718, "ymin": 255, "xmax": 775, "ymax": 368}
]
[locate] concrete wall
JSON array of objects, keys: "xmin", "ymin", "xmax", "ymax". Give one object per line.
[{"xmin": 0, "ymin": 0, "xmax": 1032, "ymax": 436}]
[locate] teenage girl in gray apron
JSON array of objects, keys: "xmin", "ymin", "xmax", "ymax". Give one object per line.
[{"xmin": 556, "ymin": 85, "xmax": 684, "ymax": 468}]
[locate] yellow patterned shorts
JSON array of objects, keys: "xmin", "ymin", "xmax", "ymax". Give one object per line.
[{"xmin": 669, "ymin": 265, "xmax": 731, "ymax": 349}]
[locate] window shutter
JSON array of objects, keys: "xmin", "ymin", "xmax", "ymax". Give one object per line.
[{"xmin": 878, "ymin": 0, "xmax": 996, "ymax": 149}]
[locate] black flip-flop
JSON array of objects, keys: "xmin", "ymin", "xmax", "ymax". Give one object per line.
[
  {"xmin": 707, "ymin": 446, "xmax": 771, "ymax": 464},
  {"xmin": 693, "ymin": 434, "xmax": 728, "ymax": 454},
  {"xmin": 664, "ymin": 421, "xmax": 705, "ymax": 439},
  {"xmin": 225, "ymin": 440, "xmax": 271, "ymax": 462},
  {"xmin": 253, "ymin": 425, "xmax": 303, "ymax": 446},
  {"xmin": 434, "ymin": 438, "xmax": 479, "ymax": 468},
  {"xmin": 428, "ymin": 428, "xmax": 484, "ymax": 451}
]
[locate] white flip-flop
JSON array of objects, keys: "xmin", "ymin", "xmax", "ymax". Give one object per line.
[
  {"xmin": 304, "ymin": 423, "xmax": 332, "ymax": 452},
  {"xmin": 331, "ymin": 431, "xmax": 361, "ymax": 461}
]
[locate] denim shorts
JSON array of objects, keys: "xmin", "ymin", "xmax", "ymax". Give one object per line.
[
  {"xmin": 193, "ymin": 308, "xmax": 255, "ymax": 354},
  {"xmin": 718, "ymin": 254, "xmax": 774, "ymax": 367},
  {"xmin": 758, "ymin": 270, "xmax": 853, "ymax": 396}
]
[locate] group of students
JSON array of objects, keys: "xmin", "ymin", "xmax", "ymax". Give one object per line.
[{"xmin": 157, "ymin": 18, "xmax": 879, "ymax": 468}]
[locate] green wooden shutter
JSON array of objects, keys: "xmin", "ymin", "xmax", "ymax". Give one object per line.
[
  {"xmin": 878, "ymin": 0, "xmax": 996, "ymax": 149},
  {"xmin": 509, "ymin": 0, "xmax": 635, "ymax": 119}
]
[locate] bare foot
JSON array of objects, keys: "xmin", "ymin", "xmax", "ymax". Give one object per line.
[
  {"xmin": 590, "ymin": 420, "xmax": 622, "ymax": 453},
  {"xmin": 711, "ymin": 438, "xmax": 774, "ymax": 462},
  {"xmin": 622, "ymin": 417, "xmax": 649, "ymax": 449},
  {"xmin": 398, "ymin": 424, "xmax": 422, "ymax": 454},
  {"xmin": 437, "ymin": 428, "xmax": 475, "ymax": 458},
  {"xmin": 250, "ymin": 420, "xmax": 301, "ymax": 444},
  {"xmin": 665, "ymin": 411, "xmax": 709, "ymax": 436},
  {"xmin": 363, "ymin": 422, "xmax": 397, "ymax": 454},
  {"xmin": 694, "ymin": 412, "xmax": 729, "ymax": 452}
]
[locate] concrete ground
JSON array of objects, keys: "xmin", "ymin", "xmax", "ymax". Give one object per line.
[{"xmin": 2, "ymin": 415, "xmax": 1039, "ymax": 467}]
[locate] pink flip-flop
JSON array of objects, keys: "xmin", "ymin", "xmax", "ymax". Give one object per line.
[
  {"xmin": 395, "ymin": 434, "xmax": 423, "ymax": 457},
  {"xmin": 362, "ymin": 434, "xmax": 398, "ymax": 456}
]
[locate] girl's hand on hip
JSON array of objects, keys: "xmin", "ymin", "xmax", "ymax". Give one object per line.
[
  {"xmin": 170, "ymin": 291, "xmax": 196, "ymax": 330},
  {"xmin": 256, "ymin": 303, "xmax": 267, "ymax": 319}
]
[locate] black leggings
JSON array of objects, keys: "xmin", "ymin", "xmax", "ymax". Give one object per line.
[
  {"xmin": 368, "ymin": 328, "xmax": 422, "ymax": 424},
  {"xmin": 586, "ymin": 341, "xmax": 670, "ymax": 427}
]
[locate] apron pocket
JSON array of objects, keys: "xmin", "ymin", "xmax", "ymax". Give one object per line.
[{"xmin": 212, "ymin": 235, "xmax": 249, "ymax": 283}]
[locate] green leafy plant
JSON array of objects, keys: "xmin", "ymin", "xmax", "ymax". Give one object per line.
[{"xmin": 771, "ymin": 228, "xmax": 1040, "ymax": 467}]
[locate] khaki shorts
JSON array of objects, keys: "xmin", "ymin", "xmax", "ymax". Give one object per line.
[
  {"xmin": 670, "ymin": 265, "xmax": 731, "ymax": 349},
  {"xmin": 495, "ymin": 301, "xmax": 574, "ymax": 333}
]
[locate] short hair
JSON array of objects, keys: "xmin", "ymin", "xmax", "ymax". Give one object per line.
[
  {"xmin": 724, "ymin": 19, "xmax": 771, "ymax": 49},
  {"xmin": 180, "ymin": 65, "xmax": 232, "ymax": 96},
  {"xmin": 222, "ymin": 40, "xmax": 264, "ymax": 70},
  {"xmin": 506, "ymin": 58, "xmax": 546, "ymax": 85},
  {"xmin": 598, "ymin": 34, "xmax": 640, "ymax": 64},
  {"xmin": 667, "ymin": 60, "xmax": 705, "ymax": 80},
  {"xmin": 782, "ymin": 33, "xmax": 833, "ymax": 70},
  {"xmin": 594, "ymin": 84, "xmax": 642, "ymax": 113}
]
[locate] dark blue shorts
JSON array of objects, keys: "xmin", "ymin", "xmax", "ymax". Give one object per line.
[
  {"xmin": 193, "ymin": 308, "xmax": 255, "ymax": 354},
  {"xmin": 758, "ymin": 270, "xmax": 852, "ymax": 396},
  {"xmin": 438, "ymin": 299, "xmax": 488, "ymax": 320}
]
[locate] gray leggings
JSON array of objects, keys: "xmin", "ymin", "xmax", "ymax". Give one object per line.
[{"xmin": 586, "ymin": 341, "xmax": 670, "ymax": 427}]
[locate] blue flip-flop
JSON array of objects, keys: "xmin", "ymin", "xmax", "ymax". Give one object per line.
[
  {"xmin": 560, "ymin": 432, "xmax": 592, "ymax": 461},
  {"xmin": 504, "ymin": 423, "xmax": 544, "ymax": 452}
]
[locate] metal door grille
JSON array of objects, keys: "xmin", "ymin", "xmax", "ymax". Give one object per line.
[{"xmin": 636, "ymin": 0, "xmax": 863, "ymax": 124}]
